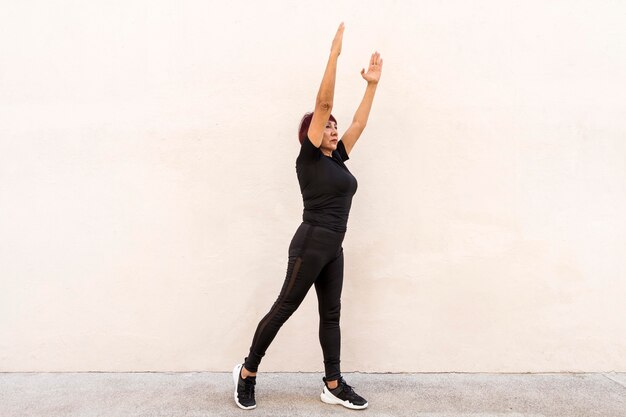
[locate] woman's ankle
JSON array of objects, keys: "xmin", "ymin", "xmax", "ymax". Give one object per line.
[
  {"xmin": 326, "ymin": 379, "xmax": 338, "ymax": 389},
  {"xmin": 242, "ymin": 366, "xmax": 257, "ymax": 377}
]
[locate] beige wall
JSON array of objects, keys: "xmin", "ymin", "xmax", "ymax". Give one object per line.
[{"xmin": 1, "ymin": 0, "xmax": 625, "ymax": 372}]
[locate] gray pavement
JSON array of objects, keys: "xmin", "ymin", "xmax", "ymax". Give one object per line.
[{"xmin": 1, "ymin": 371, "xmax": 625, "ymax": 417}]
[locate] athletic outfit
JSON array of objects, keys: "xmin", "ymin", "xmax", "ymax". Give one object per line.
[
  {"xmin": 243, "ymin": 134, "xmax": 357, "ymax": 377},
  {"xmin": 235, "ymin": 134, "xmax": 367, "ymax": 410}
]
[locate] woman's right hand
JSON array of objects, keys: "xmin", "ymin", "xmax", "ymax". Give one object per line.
[{"xmin": 331, "ymin": 22, "xmax": 345, "ymax": 56}]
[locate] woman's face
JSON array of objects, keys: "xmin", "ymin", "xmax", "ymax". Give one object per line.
[{"xmin": 320, "ymin": 120, "xmax": 339, "ymax": 153}]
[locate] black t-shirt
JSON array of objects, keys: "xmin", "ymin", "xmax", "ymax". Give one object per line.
[{"xmin": 295, "ymin": 134, "xmax": 358, "ymax": 233}]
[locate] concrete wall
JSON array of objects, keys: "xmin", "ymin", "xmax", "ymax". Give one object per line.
[{"xmin": 1, "ymin": 0, "xmax": 625, "ymax": 372}]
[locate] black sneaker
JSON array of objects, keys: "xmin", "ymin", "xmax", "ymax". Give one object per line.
[
  {"xmin": 233, "ymin": 363, "xmax": 256, "ymax": 409},
  {"xmin": 320, "ymin": 375, "xmax": 368, "ymax": 409}
]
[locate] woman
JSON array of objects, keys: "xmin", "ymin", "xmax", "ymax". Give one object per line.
[{"xmin": 233, "ymin": 21, "xmax": 382, "ymax": 410}]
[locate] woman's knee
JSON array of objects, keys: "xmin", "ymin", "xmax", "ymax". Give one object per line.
[{"xmin": 319, "ymin": 302, "xmax": 341, "ymax": 322}]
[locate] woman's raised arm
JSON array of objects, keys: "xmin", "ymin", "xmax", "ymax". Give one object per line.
[
  {"xmin": 308, "ymin": 22, "xmax": 344, "ymax": 147},
  {"xmin": 339, "ymin": 51, "xmax": 383, "ymax": 155}
]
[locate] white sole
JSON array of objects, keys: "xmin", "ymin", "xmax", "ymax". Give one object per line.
[
  {"xmin": 233, "ymin": 363, "xmax": 256, "ymax": 410},
  {"xmin": 320, "ymin": 385, "xmax": 368, "ymax": 410}
]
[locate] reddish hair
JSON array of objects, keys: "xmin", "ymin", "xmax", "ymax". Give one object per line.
[{"xmin": 297, "ymin": 112, "xmax": 337, "ymax": 145}]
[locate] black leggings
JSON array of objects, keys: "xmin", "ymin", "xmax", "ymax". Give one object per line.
[{"xmin": 244, "ymin": 221, "xmax": 346, "ymax": 381}]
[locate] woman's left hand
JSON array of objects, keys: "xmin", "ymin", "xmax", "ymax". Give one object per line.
[{"xmin": 360, "ymin": 51, "xmax": 383, "ymax": 84}]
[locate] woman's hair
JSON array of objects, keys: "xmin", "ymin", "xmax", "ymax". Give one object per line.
[{"xmin": 297, "ymin": 112, "xmax": 337, "ymax": 145}]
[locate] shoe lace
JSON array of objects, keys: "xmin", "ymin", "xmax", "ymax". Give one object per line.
[
  {"xmin": 338, "ymin": 377, "xmax": 357, "ymax": 396},
  {"xmin": 242, "ymin": 378, "xmax": 256, "ymax": 399}
]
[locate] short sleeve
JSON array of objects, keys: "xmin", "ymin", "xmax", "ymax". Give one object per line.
[
  {"xmin": 297, "ymin": 133, "xmax": 322, "ymax": 164},
  {"xmin": 336, "ymin": 140, "xmax": 350, "ymax": 162}
]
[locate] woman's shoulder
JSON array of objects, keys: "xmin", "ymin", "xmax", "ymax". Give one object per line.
[{"xmin": 297, "ymin": 134, "xmax": 322, "ymax": 164}]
